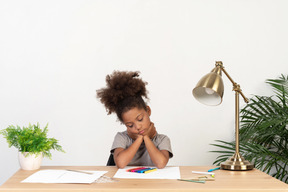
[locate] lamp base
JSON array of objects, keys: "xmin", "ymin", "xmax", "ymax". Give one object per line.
[{"xmin": 220, "ymin": 153, "xmax": 254, "ymax": 171}]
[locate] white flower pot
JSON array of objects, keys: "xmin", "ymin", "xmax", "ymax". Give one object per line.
[{"xmin": 18, "ymin": 152, "xmax": 43, "ymax": 170}]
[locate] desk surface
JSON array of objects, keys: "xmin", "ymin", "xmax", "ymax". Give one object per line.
[{"xmin": 0, "ymin": 166, "xmax": 287, "ymax": 192}]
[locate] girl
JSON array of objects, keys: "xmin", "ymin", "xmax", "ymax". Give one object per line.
[{"xmin": 97, "ymin": 71, "xmax": 173, "ymax": 169}]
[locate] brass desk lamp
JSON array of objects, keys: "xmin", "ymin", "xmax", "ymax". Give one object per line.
[{"xmin": 192, "ymin": 61, "xmax": 254, "ymax": 171}]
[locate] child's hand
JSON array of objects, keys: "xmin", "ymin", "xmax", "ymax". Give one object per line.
[
  {"xmin": 144, "ymin": 122, "xmax": 157, "ymax": 139},
  {"xmin": 136, "ymin": 134, "xmax": 144, "ymax": 140},
  {"xmin": 128, "ymin": 132, "xmax": 143, "ymax": 141}
]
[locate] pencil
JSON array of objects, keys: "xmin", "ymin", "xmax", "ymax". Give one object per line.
[
  {"xmin": 144, "ymin": 168, "xmax": 157, "ymax": 174},
  {"xmin": 66, "ymin": 169, "xmax": 93, "ymax": 175},
  {"xmin": 178, "ymin": 179, "xmax": 205, "ymax": 184},
  {"xmin": 208, "ymin": 167, "xmax": 220, "ymax": 172}
]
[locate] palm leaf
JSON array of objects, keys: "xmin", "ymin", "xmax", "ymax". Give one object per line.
[{"xmin": 266, "ymin": 74, "xmax": 288, "ymax": 98}]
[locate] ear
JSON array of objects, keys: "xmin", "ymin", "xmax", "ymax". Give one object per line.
[{"xmin": 146, "ymin": 106, "xmax": 151, "ymax": 116}]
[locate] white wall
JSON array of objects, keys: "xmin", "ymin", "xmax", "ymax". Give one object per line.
[{"xmin": 0, "ymin": 0, "xmax": 287, "ymax": 185}]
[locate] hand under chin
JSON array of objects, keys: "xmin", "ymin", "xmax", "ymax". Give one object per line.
[{"xmin": 128, "ymin": 133, "xmax": 141, "ymax": 140}]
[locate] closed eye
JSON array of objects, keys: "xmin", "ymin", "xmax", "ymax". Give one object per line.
[{"xmin": 137, "ymin": 115, "xmax": 144, "ymax": 122}]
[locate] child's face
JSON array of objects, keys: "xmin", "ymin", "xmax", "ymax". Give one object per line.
[{"xmin": 122, "ymin": 106, "xmax": 151, "ymax": 139}]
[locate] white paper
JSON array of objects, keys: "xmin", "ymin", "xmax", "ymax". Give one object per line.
[
  {"xmin": 21, "ymin": 170, "xmax": 108, "ymax": 183},
  {"xmin": 113, "ymin": 166, "xmax": 181, "ymax": 179}
]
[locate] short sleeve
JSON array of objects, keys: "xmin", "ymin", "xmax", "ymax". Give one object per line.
[
  {"xmin": 110, "ymin": 132, "xmax": 129, "ymax": 154},
  {"xmin": 155, "ymin": 135, "xmax": 173, "ymax": 158}
]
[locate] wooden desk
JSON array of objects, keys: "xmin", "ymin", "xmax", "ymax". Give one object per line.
[{"xmin": 0, "ymin": 166, "xmax": 287, "ymax": 192}]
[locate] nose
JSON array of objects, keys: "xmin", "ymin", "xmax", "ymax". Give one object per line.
[{"xmin": 134, "ymin": 122, "xmax": 142, "ymax": 130}]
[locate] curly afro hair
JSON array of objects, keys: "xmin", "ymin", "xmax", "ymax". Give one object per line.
[{"xmin": 96, "ymin": 71, "xmax": 149, "ymax": 122}]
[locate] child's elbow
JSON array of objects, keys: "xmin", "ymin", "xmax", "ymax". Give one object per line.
[
  {"xmin": 117, "ymin": 164, "xmax": 126, "ymax": 169},
  {"xmin": 155, "ymin": 160, "xmax": 168, "ymax": 169},
  {"xmin": 156, "ymin": 164, "xmax": 166, "ymax": 169},
  {"xmin": 115, "ymin": 160, "xmax": 127, "ymax": 169}
]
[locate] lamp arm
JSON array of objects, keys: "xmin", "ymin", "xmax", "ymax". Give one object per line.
[{"xmin": 216, "ymin": 61, "xmax": 249, "ymax": 103}]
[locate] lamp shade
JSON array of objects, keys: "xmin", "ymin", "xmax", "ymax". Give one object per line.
[{"xmin": 192, "ymin": 66, "xmax": 224, "ymax": 106}]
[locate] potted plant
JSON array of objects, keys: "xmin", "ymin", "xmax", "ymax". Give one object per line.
[
  {"xmin": 0, "ymin": 123, "xmax": 64, "ymax": 170},
  {"xmin": 210, "ymin": 74, "xmax": 288, "ymax": 183}
]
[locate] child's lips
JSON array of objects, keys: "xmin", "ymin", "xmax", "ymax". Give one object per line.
[{"xmin": 139, "ymin": 130, "xmax": 145, "ymax": 134}]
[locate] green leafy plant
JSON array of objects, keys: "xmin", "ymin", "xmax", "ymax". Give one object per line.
[
  {"xmin": 0, "ymin": 123, "xmax": 65, "ymax": 158},
  {"xmin": 211, "ymin": 74, "xmax": 288, "ymax": 183}
]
